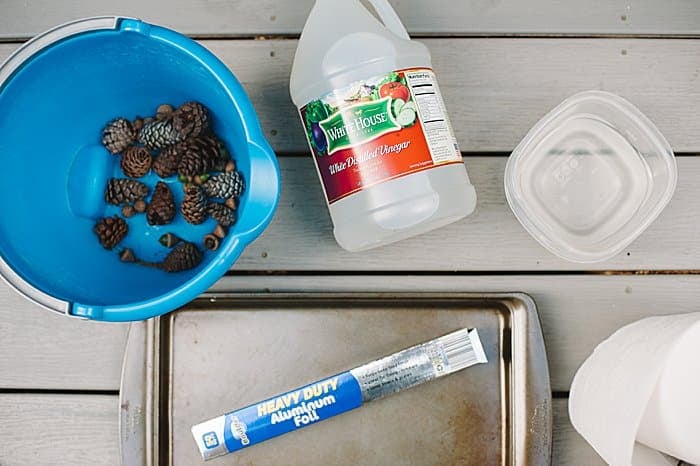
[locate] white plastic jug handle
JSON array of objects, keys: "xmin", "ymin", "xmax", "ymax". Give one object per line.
[{"xmin": 365, "ymin": 0, "xmax": 410, "ymax": 39}]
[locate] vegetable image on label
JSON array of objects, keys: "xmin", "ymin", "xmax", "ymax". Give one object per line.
[
  {"xmin": 379, "ymin": 81, "xmax": 410, "ymax": 102},
  {"xmin": 298, "ymin": 68, "xmax": 463, "ymax": 204},
  {"xmin": 304, "ymin": 99, "xmax": 334, "ymax": 154},
  {"xmin": 311, "ymin": 122, "xmax": 327, "ymax": 153},
  {"xmin": 396, "ymin": 107, "xmax": 417, "ymax": 127}
]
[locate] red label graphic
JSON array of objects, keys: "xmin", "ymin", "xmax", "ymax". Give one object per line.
[{"xmin": 300, "ymin": 68, "xmax": 462, "ymax": 204}]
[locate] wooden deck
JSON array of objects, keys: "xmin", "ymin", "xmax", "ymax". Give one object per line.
[{"xmin": 1, "ymin": 1, "xmax": 699, "ymax": 464}]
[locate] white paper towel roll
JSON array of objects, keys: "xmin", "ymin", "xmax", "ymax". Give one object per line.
[
  {"xmin": 569, "ymin": 312, "xmax": 700, "ymax": 466},
  {"xmin": 637, "ymin": 322, "xmax": 700, "ymax": 462}
]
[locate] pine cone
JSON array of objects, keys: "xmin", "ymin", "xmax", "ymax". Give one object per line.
[
  {"xmin": 156, "ymin": 104, "xmax": 174, "ymax": 121},
  {"xmin": 138, "ymin": 119, "xmax": 183, "ymax": 149},
  {"xmin": 147, "ymin": 182, "xmax": 176, "ymax": 225},
  {"xmin": 102, "ymin": 118, "xmax": 135, "ymax": 154},
  {"xmin": 105, "ymin": 179, "xmax": 149, "ymax": 205},
  {"xmin": 120, "ymin": 146, "xmax": 152, "ymax": 178},
  {"xmin": 207, "ymin": 202, "xmax": 237, "ymax": 227},
  {"xmin": 177, "ymin": 135, "xmax": 225, "ymax": 177},
  {"xmin": 153, "ymin": 141, "xmax": 186, "ymax": 178},
  {"xmin": 118, "ymin": 242, "xmax": 202, "ymax": 273},
  {"xmin": 160, "ymin": 242, "xmax": 203, "ymax": 273},
  {"xmin": 173, "ymin": 102, "xmax": 209, "ymax": 139},
  {"xmin": 202, "ymin": 170, "xmax": 245, "ymax": 200},
  {"xmin": 94, "ymin": 215, "xmax": 128, "ymax": 249},
  {"xmin": 181, "ymin": 184, "xmax": 208, "ymax": 224}
]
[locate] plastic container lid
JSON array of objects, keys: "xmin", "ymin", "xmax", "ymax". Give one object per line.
[{"xmin": 504, "ymin": 90, "xmax": 677, "ymax": 263}]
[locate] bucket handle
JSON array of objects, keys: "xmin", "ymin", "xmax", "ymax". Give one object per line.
[
  {"xmin": 0, "ymin": 17, "xmax": 125, "ymax": 87},
  {"xmin": 0, "ymin": 254, "xmax": 71, "ymax": 316},
  {"xmin": 365, "ymin": 0, "xmax": 410, "ymax": 40}
]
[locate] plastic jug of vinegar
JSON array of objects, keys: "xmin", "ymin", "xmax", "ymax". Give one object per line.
[{"xmin": 290, "ymin": 0, "xmax": 477, "ymax": 251}]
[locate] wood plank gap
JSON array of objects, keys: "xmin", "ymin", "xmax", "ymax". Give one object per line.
[
  {"xmin": 159, "ymin": 315, "xmax": 173, "ymax": 466},
  {"xmin": 272, "ymin": 152, "xmax": 516, "ymax": 158},
  {"xmin": 244, "ymin": 33, "xmax": 700, "ymax": 39},
  {"xmin": 274, "ymin": 152, "xmax": 700, "ymax": 158},
  {"xmin": 0, "ymin": 388, "xmax": 119, "ymax": 396},
  {"xmin": 409, "ymin": 34, "xmax": 700, "ymax": 39},
  {"xmin": 4, "ymin": 33, "xmax": 700, "ymax": 44},
  {"xmin": 223, "ymin": 270, "xmax": 700, "ymax": 277}
]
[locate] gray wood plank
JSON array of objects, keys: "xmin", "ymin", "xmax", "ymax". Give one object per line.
[
  {"xmin": 233, "ymin": 156, "xmax": 700, "ymax": 271},
  {"xmin": 0, "ymin": 283, "xmax": 129, "ymax": 390},
  {"xmin": 2, "ymin": 39, "xmax": 699, "ymax": 152},
  {"xmin": 2, "ymin": 273, "xmax": 694, "ymax": 399},
  {"xmin": 0, "ymin": 394, "xmax": 119, "ymax": 466},
  {"xmin": 552, "ymin": 398, "xmax": 605, "ymax": 465},
  {"xmin": 1, "ymin": 1, "xmax": 699, "ymax": 39},
  {"xmin": 213, "ymin": 38, "xmax": 700, "ymax": 153},
  {"xmin": 0, "ymin": 395, "xmax": 599, "ymax": 466},
  {"xmin": 212, "ymin": 274, "xmax": 700, "ymax": 393}
]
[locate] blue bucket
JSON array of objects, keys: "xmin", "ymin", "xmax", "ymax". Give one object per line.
[{"xmin": 0, "ymin": 17, "xmax": 280, "ymax": 321}]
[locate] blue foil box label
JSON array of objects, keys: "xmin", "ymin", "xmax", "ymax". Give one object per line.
[{"xmin": 192, "ymin": 373, "xmax": 363, "ymax": 458}]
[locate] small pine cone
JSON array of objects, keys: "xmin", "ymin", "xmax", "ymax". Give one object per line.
[
  {"xmin": 156, "ymin": 104, "xmax": 174, "ymax": 121},
  {"xmin": 177, "ymin": 135, "xmax": 224, "ymax": 177},
  {"xmin": 202, "ymin": 170, "xmax": 245, "ymax": 200},
  {"xmin": 121, "ymin": 205, "xmax": 136, "ymax": 218},
  {"xmin": 134, "ymin": 199, "xmax": 147, "ymax": 213},
  {"xmin": 120, "ymin": 146, "xmax": 152, "ymax": 178},
  {"xmin": 209, "ymin": 135, "xmax": 231, "ymax": 167},
  {"xmin": 105, "ymin": 178, "xmax": 149, "ymax": 205},
  {"xmin": 138, "ymin": 119, "xmax": 183, "ymax": 149},
  {"xmin": 93, "ymin": 215, "xmax": 128, "ymax": 250},
  {"xmin": 147, "ymin": 182, "xmax": 176, "ymax": 225},
  {"xmin": 102, "ymin": 118, "xmax": 135, "ymax": 154},
  {"xmin": 160, "ymin": 242, "xmax": 203, "ymax": 273},
  {"xmin": 181, "ymin": 184, "xmax": 208, "ymax": 224},
  {"xmin": 153, "ymin": 141, "xmax": 186, "ymax": 178},
  {"xmin": 173, "ymin": 102, "xmax": 209, "ymax": 139},
  {"xmin": 207, "ymin": 202, "xmax": 237, "ymax": 227}
]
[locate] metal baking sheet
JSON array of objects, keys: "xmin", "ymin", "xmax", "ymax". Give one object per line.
[{"xmin": 120, "ymin": 293, "xmax": 552, "ymax": 465}]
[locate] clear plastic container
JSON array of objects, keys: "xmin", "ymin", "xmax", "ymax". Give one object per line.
[
  {"xmin": 290, "ymin": 0, "xmax": 476, "ymax": 252},
  {"xmin": 504, "ymin": 90, "xmax": 677, "ymax": 263}
]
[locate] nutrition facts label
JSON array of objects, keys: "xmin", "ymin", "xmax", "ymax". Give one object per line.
[{"xmin": 404, "ymin": 69, "xmax": 462, "ymax": 164}]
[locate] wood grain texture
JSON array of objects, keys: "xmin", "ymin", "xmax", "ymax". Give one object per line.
[
  {"xmin": 232, "ymin": 156, "xmax": 700, "ymax": 271},
  {"xmin": 0, "ymin": 396, "xmax": 601, "ymax": 466},
  {"xmin": 0, "ymin": 0, "xmax": 699, "ymax": 39},
  {"xmin": 0, "ymin": 284, "xmax": 129, "ymax": 390},
  {"xmin": 2, "ymin": 38, "xmax": 699, "ymax": 152},
  {"xmin": 0, "ymin": 394, "xmax": 119, "ymax": 466},
  {"xmin": 212, "ymin": 38, "xmax": 700, "ymax": 153},
  {"xmin": 212, "ymin": 274, "xmax": 700, "ymax": 393},
  {"xmin": 2, "ymin": 273, "xmax": 695, "ymax": 441},
  {"xmin": 552, "ymin": 399, "xmax": 605, "ymax": 465}
]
